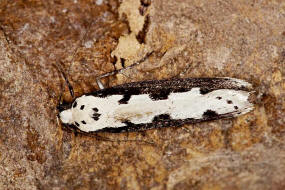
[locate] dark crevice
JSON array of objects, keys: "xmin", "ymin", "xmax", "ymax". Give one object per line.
[
  {"xmin": 136, "ymin": 15, "xmax": 150, "ymax": 44},
  {"xmin": 120, "ymin": 58, "xmax": 126, "ymax": 68},
  {"xmin": 111, "ymin": 55, "xmax": 118, "ymax": 69},
  {"xmin": 139, "ymin": 0, "xmax": 151, "ymax": 16}
]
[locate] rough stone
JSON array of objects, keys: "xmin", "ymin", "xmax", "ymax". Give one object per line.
[{"xmin": 0, "ymin": 0, "xmax": 284, "ymax": 189}]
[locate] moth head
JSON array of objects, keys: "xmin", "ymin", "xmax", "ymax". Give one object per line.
[{"xmin": 58, "ymin": 96, "xmax": 102, "ymax": 132}]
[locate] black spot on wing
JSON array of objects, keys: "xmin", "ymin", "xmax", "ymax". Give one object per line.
[
  {"xmin": 234, "ymin": 106, "xmax": 239, "ymax": 110},
  {"xmin": 122, "ymin": 120, "xmax": 135, "ymax": 126},
  {"xmin": 200, "ymin": 88, "xmax": 214, "ymax": 95},
  {"xmin": 92, "ymin": 117, "xmax": 99, "ymax": 121},
  {"xmin": 74, "ymin": 122, "xmax": 80, "ymax": 127},
  {"xmin": 81, "ymin": 120, "xmax": 86, "ymax": 124},
  {"xmin": 72, "ymin": 101, "xmax": 77, "ymax": 108},
  {"xmin": 227, "ymin": 100, "xmax": 233, "ymax": 104},
  {"xmin": 92, "ymin": 108, "xmax": 101, "ymax": 121},
  {"xmin": 80, "ymin": 105, "xmax": 85, "ymax": 110},
  {"xmin": 119, "ymin": 94, "xmax": 131, "ymax": 104},
  {"xmin": 203, "ymin": 110, "xmax": 219, "ymax": 119},
  {"xmin": 149, "ymin": 89, "xmax": 171, "ymax": 101},
  {"xmin": 216, "ymin": 96, "xmax": 222, "ymax": 100},
  {"xmin": 152, "ymin": 114, "xmax": 171, "ymax": 122},
  {"xmin": 92, "ymin": 113, "xmax": 101, "ymax": 121}
]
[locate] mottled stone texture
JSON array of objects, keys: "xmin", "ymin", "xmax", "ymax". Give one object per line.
[{"xmin": 0, "ymin": 0, "xmax": 284, "ymax": 189}]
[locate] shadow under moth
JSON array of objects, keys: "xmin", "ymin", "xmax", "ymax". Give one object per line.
[{"xmin": 58, "ymin": 77, "xmax": 254, "ymax": 133}]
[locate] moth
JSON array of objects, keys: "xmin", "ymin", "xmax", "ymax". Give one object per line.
[{"xmin": 58, "ymin": 77, "xmax": 254, "ymax": 133}]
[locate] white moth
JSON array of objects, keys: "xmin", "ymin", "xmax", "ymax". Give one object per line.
[{"xmin": 58, "ymin": 77, "xmax": 254, "ymax": 133}]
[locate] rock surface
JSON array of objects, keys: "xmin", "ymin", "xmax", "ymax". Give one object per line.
[{"xmin": 0, "ymin": 0, "xmax": 284, "ymax": 189}]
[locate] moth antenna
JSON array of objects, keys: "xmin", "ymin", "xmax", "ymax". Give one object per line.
[
  {"xmin": 96, "ymin": 78, "xmax": 105, "ymax": 89},
  {"xmin": 55, "ymin": 61, "xmax": 75, "ymax": 100},
  {"xmin": 95, "ymin": 51, "xmax": 154, "ymax": 87},
  {"xmin": 56, "ymin": 21, "xmax": 96, "ymax": 99},
  {"xmin": 60, "ymin": 62, "xmax": 75, "ymax": 99},
  {"xmin": 57, "ymin": 19, "xmax": 96, "ymax": 97}
]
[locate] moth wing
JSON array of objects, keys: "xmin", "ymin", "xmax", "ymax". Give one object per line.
[{"xmin": 91, "ymin": 77, "xmax": 253, "ymax": 97}]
